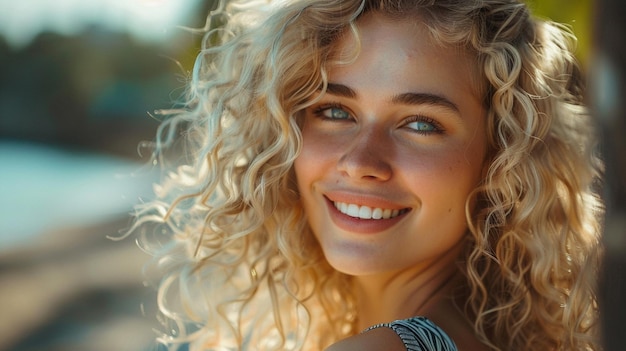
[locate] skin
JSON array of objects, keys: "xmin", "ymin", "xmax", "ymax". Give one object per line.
[{"xmin": 294, "ymin": 13, "xmax": 489, "ymax": 350}]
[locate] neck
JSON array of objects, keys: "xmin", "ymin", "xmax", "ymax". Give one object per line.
[{"xmin": 353, "ymin": 242, "xmax": 464, "ymax": 331}]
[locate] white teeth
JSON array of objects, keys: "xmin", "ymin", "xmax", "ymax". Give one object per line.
[
  {"xmin": 333, "ymin": 202, "xmax": 406, "ymax": 220},
  {"xmin": 359, "ymin": 206, "xmax": 372, "ymax": 218},
  {"xmin": 383, "ymin": 209, "xmax": 392, "ymax": 218},
  {"xmin": 347, "ymin": 204, "xmax": 360, "ymax": 217},
  {"xmin": 372, "ymin": 208, "xmax": 383, "ymax": 219}
]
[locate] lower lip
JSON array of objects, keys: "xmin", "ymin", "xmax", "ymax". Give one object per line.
[{"xmin": 325, "ymin": 198, "xmax": 410, "ymax": 234}]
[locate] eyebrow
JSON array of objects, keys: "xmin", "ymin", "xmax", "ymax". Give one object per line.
[
  {"xmin": 325, "ymin": 83, "xmax": 357, "ymax": 98},
  {"xmin": 324, "ymin": 82, "xmax": 459, "ymax": 113},
  {"xmin": 392, "ymin": 92, "xmax": 459, "ymax": 113}
]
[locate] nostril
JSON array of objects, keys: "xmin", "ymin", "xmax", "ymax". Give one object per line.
[{"xmin": 337, "ymin": 145, "xmax": 392, "ymax": 181}]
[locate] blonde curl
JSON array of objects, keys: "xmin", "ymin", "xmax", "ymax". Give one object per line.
[{"xmin": 129, "ymin": 1, "xmax": 603, "ymax": 350}]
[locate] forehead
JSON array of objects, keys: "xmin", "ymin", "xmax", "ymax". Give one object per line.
[
  {"xmin": 326, "ymin": 13, "xmax": 485, "ymax": 102},
  {"xmin": 325, "ymin": 13, "xmax": 484, "ymax": 101}
]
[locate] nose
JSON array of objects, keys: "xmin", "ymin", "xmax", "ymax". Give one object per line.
[{"xmin": 337, "ymin": 128, "xmax": 392, "ymax": 181}]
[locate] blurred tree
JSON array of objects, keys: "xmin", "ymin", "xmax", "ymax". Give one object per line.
[
  {"xmin": 0, "ymin": 29, "xmax": 192, "ymax": 158},
  {"xmin": 527, "ymin": 0, "xmax": 592, "ymax": 68}
]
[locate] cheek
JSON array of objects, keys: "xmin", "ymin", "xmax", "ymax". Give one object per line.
[
  {"xmin": 404, "ymin": 146, "xmax": 484, "ymax": 204},
  {"xmin": 295, "ymin": 129, "xmax": 328, "ymax": 191},
  {"xmin": 293, "ymin": 153, "xmax": 310, "ymax": 193},
  {"xmin": 295, "ymin": 125, "xmax": 341, "ymax": 177},
  {"xmin": 425, "ymin": 122, "xmax": 488, "ymax": 192}
]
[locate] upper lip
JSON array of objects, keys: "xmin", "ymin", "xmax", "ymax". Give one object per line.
[{"xmin": 323, "ymin": 190, "xmax": 411, "ymax": 211}]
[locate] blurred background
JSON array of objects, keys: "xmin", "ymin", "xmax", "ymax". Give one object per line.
[{"xmin": 0, "ymin": 0, "xmax": 595, "ymax": 350}]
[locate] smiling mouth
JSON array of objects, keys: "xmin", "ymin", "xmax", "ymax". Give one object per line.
[{"xmin": 333, "ymin": 201, "xmax": 409, "ymax": 220}]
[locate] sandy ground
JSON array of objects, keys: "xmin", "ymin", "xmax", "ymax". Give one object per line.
[
  {"xmin": 0, "ymin": 142, "xmax": 162, "ymax": 351},
  {"xmin": 0, "ymin": 218, "xmax": 160, "ymax": 351}
]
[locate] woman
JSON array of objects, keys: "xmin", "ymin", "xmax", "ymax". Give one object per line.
[{"xmin": 130, "ymin": 0, "xmax": 603, "ymax": 350}]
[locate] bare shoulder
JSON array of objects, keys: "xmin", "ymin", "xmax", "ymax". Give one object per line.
[
  {"xmin": 427, "ymin": 304, "xmax": 490, "ymax": 351},
  {"xmin": 324, "ymin": 327, "xmax": 405, "ymax": 351}
]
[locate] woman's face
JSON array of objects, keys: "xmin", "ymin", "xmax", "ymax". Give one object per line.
[{"xmin": 294, "ymin": 13, "xmax": 488, "ymax": 276}]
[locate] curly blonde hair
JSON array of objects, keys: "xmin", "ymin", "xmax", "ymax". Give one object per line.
[{"xmin": 129, "ymin": 0, "xmax": 603, "ymax": 350}]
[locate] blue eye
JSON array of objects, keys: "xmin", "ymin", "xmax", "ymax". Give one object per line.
[
  {"xmin": 407, "ymin": 121, "xmax": 435, "ymax": 131},
  {"xmin": 313, "ymin": 105, "xmax": 351, "ymax": 120},
  {"xmin": 405, "ymin": 117, "xmax": 442, "ymax": 134}
]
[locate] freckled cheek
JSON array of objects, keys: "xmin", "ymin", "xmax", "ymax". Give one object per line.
[
  {"xmin": 402, "ymin": 147, "xmax": 483, "ymax": 197},
  {"xmin": 294, "ymin": 130, "xmax": 339, "ymax": 187},
  {"xmin": 298, "ymin": 129, "xmax": 344, "ymax": 163}
]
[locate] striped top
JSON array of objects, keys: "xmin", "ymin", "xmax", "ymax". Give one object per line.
[{"xmin": 364, "ymin": 317, "xmax": 458, "ymax": 351}]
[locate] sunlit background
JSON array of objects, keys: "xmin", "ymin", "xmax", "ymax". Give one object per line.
[{"xmin": 0, "ymin": 1, "xmax": 593, "ymax": 350}]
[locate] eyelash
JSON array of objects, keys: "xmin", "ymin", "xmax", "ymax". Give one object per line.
[
  {"xmin": 312, "ymin": 103, "xmax": 352, "ymax": 121},
  {"xmin": 403, "ymin": 115, "xmax": 445, "ymax": 135},
  {"xmin": 311, "ymin": 103, "xmax": 444, "ymax": 135}
]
